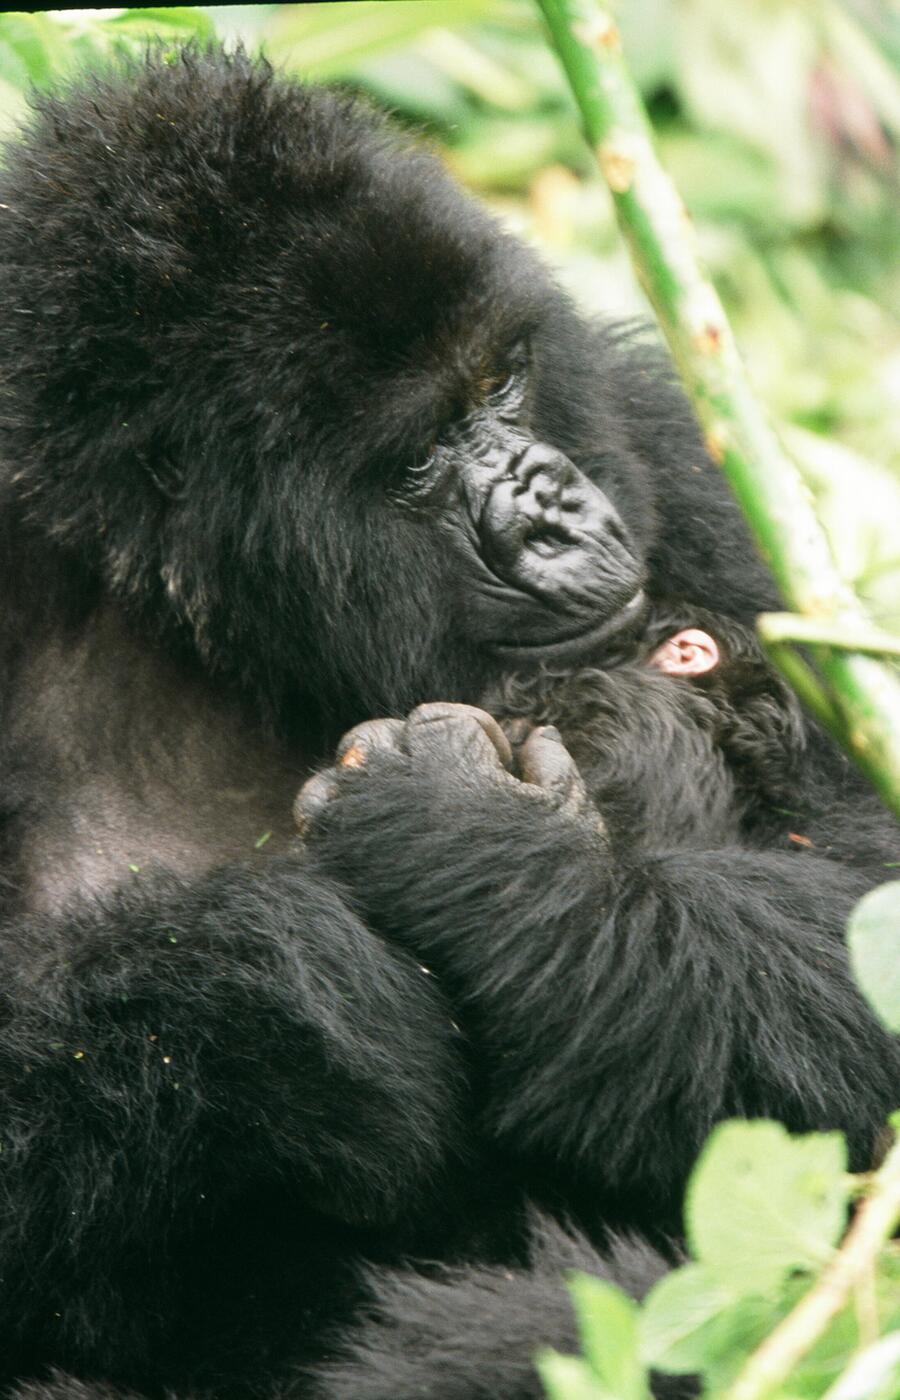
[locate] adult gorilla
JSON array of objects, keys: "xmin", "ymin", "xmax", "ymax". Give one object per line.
[{"xmin": 0, "ymin": 41, "xmax": 879, "ymax": 1400}]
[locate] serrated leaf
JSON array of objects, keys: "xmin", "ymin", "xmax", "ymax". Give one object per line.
[
  {"xmin": 567, "ymin": 1273, "xmax": 649, "ymax": 1400},
  {"xmin": 685, "ymin": 1121, "xmax": 849, "ymax": 1294},
  {"xmin": 848, "ymin": 882, "xmax": 900, "ymax": 1032},
  {"xmin": 640, "ymin": 1263, "xmax": 780, "ymax": 1377}
]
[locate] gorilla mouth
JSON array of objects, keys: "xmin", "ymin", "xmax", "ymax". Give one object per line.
[{"xmin": 493, "ymin": 589, "xmax": 648, "ymax": 664}]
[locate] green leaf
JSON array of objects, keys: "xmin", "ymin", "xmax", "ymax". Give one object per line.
[
  {"xmin": 536, "ymin": 1350, "xmax": 609, "ymax": 1400},
  {"xmin": 685, "ymin": 1120, "xmax": 849, "ymax": 1294},
  {"xmin": 567, "ymin": 1273, "xmax": 649, "ymax": 1400},
  {"xmin": 640, "ymin": 1263, "xmax": 780, "ymax": 1377},
  {"xmin": 848, "ymin": 882, "xmax": 900, "ymax": 1032}
]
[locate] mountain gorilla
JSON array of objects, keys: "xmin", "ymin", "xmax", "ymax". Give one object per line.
[{"xmin": 0, "ymin": 41, "xmax": 895, "ymax": 1400}]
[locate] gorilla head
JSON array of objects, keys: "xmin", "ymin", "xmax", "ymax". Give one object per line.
[
  {"xmin": 0, "ymin": 46, "xmax": 661, "ymax": 737},
  {"xmin": 0, "ymin": 38, "xmax": 778, "ymax": 761}
]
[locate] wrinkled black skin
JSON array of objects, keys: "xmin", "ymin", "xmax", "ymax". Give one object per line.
[
  {"xmin": 302, "ymin": 606, "xmax": 900, "ymax": 1399},
  {"xmin": 0, "ymin": 40, "xmax": 887, "ymax": 1400}
]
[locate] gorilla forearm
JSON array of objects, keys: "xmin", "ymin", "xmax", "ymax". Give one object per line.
[
  {"xmin": 0, "ymin": 859, "xmax": 465, "ymax": 1330},
  {"xmin": 306, "ymin": 759, "xmax": 900, "ymax": 1213}
]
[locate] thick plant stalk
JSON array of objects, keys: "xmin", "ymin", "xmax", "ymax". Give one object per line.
[
  {"xmin": 724, "ymin": 1131, "xmax": 900, "ymax": 1400},
  {"xmin": 535, "ymin": 0, "xmax": 900, "ymax": 817}
]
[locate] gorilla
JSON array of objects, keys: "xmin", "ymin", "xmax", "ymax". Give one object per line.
[{"xmin": 0, "ymin": 40, "xmax": 894, "ymax": 1400}]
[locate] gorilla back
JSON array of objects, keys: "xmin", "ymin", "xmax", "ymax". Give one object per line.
[{"xmin": 0, "ymin": 42, "xmax": 780, "ymax": 1400}]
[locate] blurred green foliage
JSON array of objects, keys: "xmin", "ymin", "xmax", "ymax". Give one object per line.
[{"xmin": 0, "ymin": 0, "xmax": 898, "ymax": 620}]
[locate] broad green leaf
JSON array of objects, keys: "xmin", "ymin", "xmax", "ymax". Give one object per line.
[
  {"xmin": 685, "ymin": 1120, "xmax": 849, "ymax": 1294},
  {"xmin": 536, "ymin": 1350, "xmax": 609, "ymax": 1400},
  {"xmin": 640, "ymin": 1263, "xmax": 780, "ymax": 1378},
  {"xmin": 567, "ymin": 1273, "xmax": 649, "ymax": 1400},
  {"xmin": 848, "ymin": 882, "xmax": 900, "ymax": 1032}
]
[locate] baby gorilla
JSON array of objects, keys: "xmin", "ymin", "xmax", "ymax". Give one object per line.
[{"xmin": 298, "ymin": 604, "xmax": 900, "ymax": 1244}]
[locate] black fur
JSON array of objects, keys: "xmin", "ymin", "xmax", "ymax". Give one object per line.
[
  {"xmin": 0, "ymin": 42, "xmax": 893, "ymax": 1400},
  {"xmin": 303, "ymin": 610, "xmax": 900, "ymax": 1239},
  {"xmin": 306, "ymin": 1215, "xmax": 693, "ymax": 1400}
]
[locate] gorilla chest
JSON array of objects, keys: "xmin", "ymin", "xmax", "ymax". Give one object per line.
[{"xmin": 2, "ymin": 617, "xmax": 307, "ymax": 916}]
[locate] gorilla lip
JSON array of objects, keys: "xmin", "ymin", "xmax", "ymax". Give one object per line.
[{"xmin": 492, "ymin": 588, "xmax": 648, "ymax": 664}]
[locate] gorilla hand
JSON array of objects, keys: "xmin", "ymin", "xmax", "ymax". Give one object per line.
[
  {"xmin": 292, "ymin": 703, "xmax": 609, "ymax": 975},
  {"xmin": 294, "ymin": 703, "xmax": 603, "ymax": 841}
]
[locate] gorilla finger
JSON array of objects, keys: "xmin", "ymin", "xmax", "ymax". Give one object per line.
[
  {"xmin": 500, "ymin": 716, "xmax": 534, "ymax": 751},
  {"xmin": 404, "ymin": 703, "xmax": 514, "ymax": 770},
  {"xmin": 293, "ymin": 771, "xmax": 342, "ymax": 836},
  {"xmin": 336, "ymin": 718, "xmax": 406, "ymax": 768},
  {"xmin": 518, "ymin": 727, "xmax": 602, "ymax": 826}
]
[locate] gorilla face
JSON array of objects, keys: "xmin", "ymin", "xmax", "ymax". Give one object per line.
[
  {"xmin": 405, "ymin": 354, "xmax": 646, "ymax": 661},
  {"xmin": 0, "ymin": 47, "xmax": 649, "ymax": 732}
]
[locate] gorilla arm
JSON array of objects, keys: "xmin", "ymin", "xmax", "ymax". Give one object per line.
[
  {"xmin": 298, "ymin": 706, "xmax": 900, "ymax": 1233},
  {"xmin": 0, "ymin": 856, "xmax": 466, "ymax": 1379}
]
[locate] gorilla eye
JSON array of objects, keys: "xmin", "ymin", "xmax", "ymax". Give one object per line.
[
  {"xmin": 490, "ymin": 372, "xmax": 518, "ymax": 400},
  {"xmin": 484, "ymin": 343, "xmax": 529, "ymax": 416},
  {"xmin": 409, "ymin": 441, "xmax": 438, "ymax": 476}
]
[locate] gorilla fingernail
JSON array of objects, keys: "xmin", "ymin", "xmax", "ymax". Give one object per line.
[{"xmin": 292, "ymin": 774, "xmax": 340, "ymax": 834}]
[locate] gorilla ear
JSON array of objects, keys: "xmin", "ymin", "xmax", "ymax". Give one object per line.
[{"xmin": 648, "ymin": 628, "xmax": 719, "ymax": 677}]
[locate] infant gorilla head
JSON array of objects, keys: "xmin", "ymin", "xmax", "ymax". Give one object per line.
[
  {"xmin": 484, "ymin": 603, "xmax": 806, "ymax": 850},
  {"xmin": 299, "ymin": 602, "xmax": 805, "ymax": 865}
]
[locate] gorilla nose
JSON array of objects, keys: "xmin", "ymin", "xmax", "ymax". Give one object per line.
[
  {"xmin": 510, "ymin": 445, "xmax": 630, "ymax": 554},
  {"xmin": 513, "ymin": 444, "xmax": 580, "ymax": 497}
]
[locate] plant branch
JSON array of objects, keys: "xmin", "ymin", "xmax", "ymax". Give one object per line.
[
  {"xmin": 758, "ymin": 614, "xmax": 900, "ymax": 661},
  {"xmin": 534, "ymin": 0, "xmax": 900, "ymax": 818},
  {"xmin": 724, "ymin": 1131, "xmax": 900, "ymax": 1400}
]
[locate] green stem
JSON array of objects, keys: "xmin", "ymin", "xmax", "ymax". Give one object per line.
[
  {"xmin": 759, "ymin": 639, "xmax": 848, "ymax": 746},
  {"xmin": 534, "ymin": 0, "xmax": 900, "ymax": 819},
  {"xmin": 758, "ymin": 613, "xmax": 900, "ymax": 661},
  {"xmin": 725, "ymin": 1131, "xmax": 900, "ymax": 1400}
]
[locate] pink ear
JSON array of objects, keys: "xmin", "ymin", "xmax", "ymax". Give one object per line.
[{"xmin": 648, "ymin": 628, "xmax": 719, "ymax": 677}]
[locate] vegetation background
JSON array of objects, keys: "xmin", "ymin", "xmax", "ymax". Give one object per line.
[{"xmin": 2, "ymin": 5, "xmax": 900, "ymax": 1398}]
